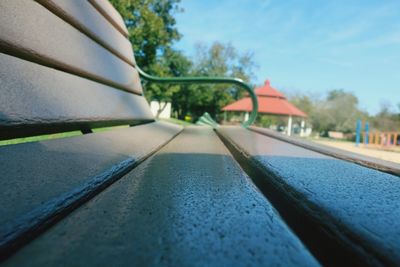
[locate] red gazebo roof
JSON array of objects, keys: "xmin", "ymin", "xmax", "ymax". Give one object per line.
[
  {"xmin": 254, "ymin": 80, "xmax": 285, "ymax": 98},
  {"xmin": 222, "ymin": 80, "xmax": 307, "ymax": 117}
]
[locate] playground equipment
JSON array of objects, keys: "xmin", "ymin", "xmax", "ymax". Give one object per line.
[
  {"xmin": 364, "ymin": 132, "xmax": 399, "ymax": 147},
  {"xmin": 356, "ymin": 120, "xmax": 399, "ymax": 148}
]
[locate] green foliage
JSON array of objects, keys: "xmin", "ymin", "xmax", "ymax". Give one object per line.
[
  {"xmin": 171, "ymin": 42, "xmax": 257, "ymax": 121},
  {"xmin": 289, "ymin": 90, "xmax": 367, "ymax": 134},
  {"xmin": 321, "ymin": 89, "xmax": 366, "ymax": 133},
  {"xmin": 110, "ymin": 0, "xmax": 187, "ymax": 117},
  {"xmin": 289, "ymin": 90, "xmax": 399, "ymax": 134},
  {"xmin": 160, "ymin": 118, "xmax": 193, "ymax": 126},
  {"xmin": 256, "ymin": 115, "xmax": 286, "ymax": 128},
  {"xmin": 370, "ymin": 102, "xmax": 400, "ymax": 131},
  {"xmin": 109, "ymin": 0, "xmax": 181, "ymax": 68},
  {"xmin": 110, "ymin": 2, "xmax": 256, "ymax": 121},
  {"xmin": 0, "ymin": 131, "xmax": 81, "ymax": 146}
]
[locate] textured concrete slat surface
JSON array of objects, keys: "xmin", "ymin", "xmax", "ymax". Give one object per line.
[
  {"xmin": 3, "ymin": 127, "xmax": 320, "ymax": 267},
  {"xmin": 218, "ymin": 126, "xmax": 400, "ymax": 266},
  {"xmin": 0, "ymin": 122, "xmax": 181, "ymax": 249},
  {"xmin": 39, "ymin": 0, "xmax": 135, "ymax": 65},
  {"xmin": 0, "ymin": 0, "xmax": 141, "ymax": 94},
  {"xmin": 88, "ymin": 0, "xmax": 130, "ymax": 37},
  {"xmin": 0, "ymin": 53, "xmax": 151, "ymax": 139}
]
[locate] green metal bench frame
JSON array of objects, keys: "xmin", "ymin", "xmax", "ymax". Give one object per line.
[{"xmin": 135, "ymin": 65, "xmax": 259, "ymax": 128}]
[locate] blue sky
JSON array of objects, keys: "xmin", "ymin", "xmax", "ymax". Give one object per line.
[{"xmin": 173, "ymin": 0, "xmax": 400, "ymax": 114}]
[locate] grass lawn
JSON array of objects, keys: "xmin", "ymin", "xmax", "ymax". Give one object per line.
[
  {"xmin": 160, "ymin": 118, "xmax": 193, "ymax": 126},
  {"xmin": 0, "ymin": 125, "xmax": 131, "ymax": 147},
  {"xmin": 0, "ymin": 120, "xmax": 190, "ymax": 147},
  {"xmin": 0, "ymin": 131, "xmax": 82, "ymax": 146}
]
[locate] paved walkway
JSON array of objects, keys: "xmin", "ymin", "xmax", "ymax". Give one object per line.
[{"xmin": 314, "ymin": 140, "xmax": 400, "ymax": 164}]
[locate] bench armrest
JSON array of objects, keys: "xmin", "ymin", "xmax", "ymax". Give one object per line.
[{"xmin": 135, "ymin": 65, "xmax": 258, "ymax": 127}]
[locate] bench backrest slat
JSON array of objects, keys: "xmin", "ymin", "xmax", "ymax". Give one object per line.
[
  {"xmin": 38, "ymin": 0, "xmax": 135, "ymax": 66},
  {"xmin": 0, "ymin": 53, "xmax": 153, "ymax": 140},
  {"xmin": 89, "ymin": 0, "xmax": 130, "ymax": 38},
  {"xmin": 0, "ymin": 0, "xmax": 140, "ymax": 94},
  {"xmin": 0, "ymin": 0, "xmax": 153, "ymax": 140}
]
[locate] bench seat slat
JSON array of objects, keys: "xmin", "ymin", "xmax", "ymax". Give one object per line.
[
  {"xmin": 0, "ymin": 121, "xmax": 182, "ymax": 258},
  {"xmin": 250, "ymin": 126, "xmax": 400, "ymax": 175},
  {"xmin": 89, "ymin": 0, "xmax": 130, "ymax": 38},
  {"xmin": 0, "ymin": 0, "xmax": 140, "ymax": 94},
  {"xmin": 38, "ymin": 0, "xmax": 135, "ymax": 66},
  {"xmin": 3, "ymin": 127, "xmax": 320, "ymax": 267},
  {"xmin": 0, "ymin": 53, "xmax": 152, "ymax": 140},
  {"xmin": 217, "ymin": 126, "xmax": 400, "ymax": 266}
]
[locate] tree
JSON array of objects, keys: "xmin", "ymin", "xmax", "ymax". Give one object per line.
[
  {"xmin": 370, "ymin": 102, "xmax": 400, "ymax": 131},
  {"xmin": 109, "ymin": 0, "xmax": 181, "ymax": 69},
  {"xmin": 289, "ymin": 93, "xmax": 316, "ymax": 117},
  {"xmin": 171, "ymin": 42, "xmax": 257, "ymax": 121},
  {"xmin": 288, "ymin": 89, "xmax": 368, "ymax": 135},
  {"xmin": 323, "ymin": 89, "xmax": 365, "ymax": 133},
  {"xmin": 288, "ymin": 93, "xmax": 323, "ymax": 132},
  {"xmin": 109, "ymin": 3, "xmax": 257, "ymax": 121},
  {"xmin": 146, "ymin": 49, "xmax": 192, "ymax": 117},
  {"xmin": 109, "ymin": 0, "xmax": 185, "ymax": 117}
]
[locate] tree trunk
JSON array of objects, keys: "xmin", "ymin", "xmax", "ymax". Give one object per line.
[{"xmin": 155, "ymin": 101, "xmax": 168, "ymax": 118}]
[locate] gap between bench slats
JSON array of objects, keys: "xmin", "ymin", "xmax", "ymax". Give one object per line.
[
  {"xmin": 217, "ymin": 126, "xmax": 400, "ymax": 267},
  {"xmin": 2, "ymin": 127, "xmax": 320, "ymax": 267},
  {"xmin": 89, "ymin": 0, "xmax": 130, "ymax": 38},
  {"xmin": 37, "ymin": 0, "xmax": 135, "ymax": 66}
]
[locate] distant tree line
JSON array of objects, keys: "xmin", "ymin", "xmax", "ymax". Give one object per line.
[
  {"xmin": 110, "ymin": 0, "xmax": 399, "ymax": 133},
  {"xmin": 288, "ymin": 89, "xmax": 400, "ymax": 135}
]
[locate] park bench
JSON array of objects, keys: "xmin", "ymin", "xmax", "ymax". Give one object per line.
[{"xmin": 0, "ymin": 1, "xmax": 399, "ymax": 266}]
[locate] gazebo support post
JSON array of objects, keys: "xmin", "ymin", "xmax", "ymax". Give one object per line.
[
  {"xmin": 300, "ymin": 119, "xmax": 305, "ymax": 137},
  {"xmin": 287, "ymin": 115, "xmax": 293, "ymax": 136},
  {"xmin": 244, "ymin": 112, "xmax": 249, "ymax": 122}
]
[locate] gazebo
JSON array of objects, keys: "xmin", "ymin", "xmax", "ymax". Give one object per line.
[{"xmin": 222, "ymin": 80, "xmax": 307, "ymax": 136}]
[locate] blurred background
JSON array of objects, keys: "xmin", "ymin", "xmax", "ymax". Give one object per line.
[{"xmin": 110, "ymin": 0, "xmax": 400, "ymax": 163}]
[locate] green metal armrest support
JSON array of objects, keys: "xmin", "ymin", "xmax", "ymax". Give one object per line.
[{"xmin": 135, "ymin": 65, "xmax": 258, "ymax": 128}]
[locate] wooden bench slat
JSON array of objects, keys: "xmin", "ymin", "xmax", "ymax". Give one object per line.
[
  {"xmin": 217, "ymin": 126, "xmax": 400, "ymax": 266},
  {"xmin": 0, "ymin": 0, "xmax": 140, "ymax": 94},
  {"xmin": 0, "ymin": 53, "xmax": 152, "ymax": 140},
  {"xmin": 38, "ymin": 0, "xmax": 135, "ymax": 66},
  {"xmin": 0, "ymin": 121, "xmax": 182, "ymax": 259},
  {"xmin": 3, "ymin": 127, "xmax": 320, "ymax": 266},
  {"xmin": 89, "ymin": 0, "xmax": 130, "ymax": 38}
]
